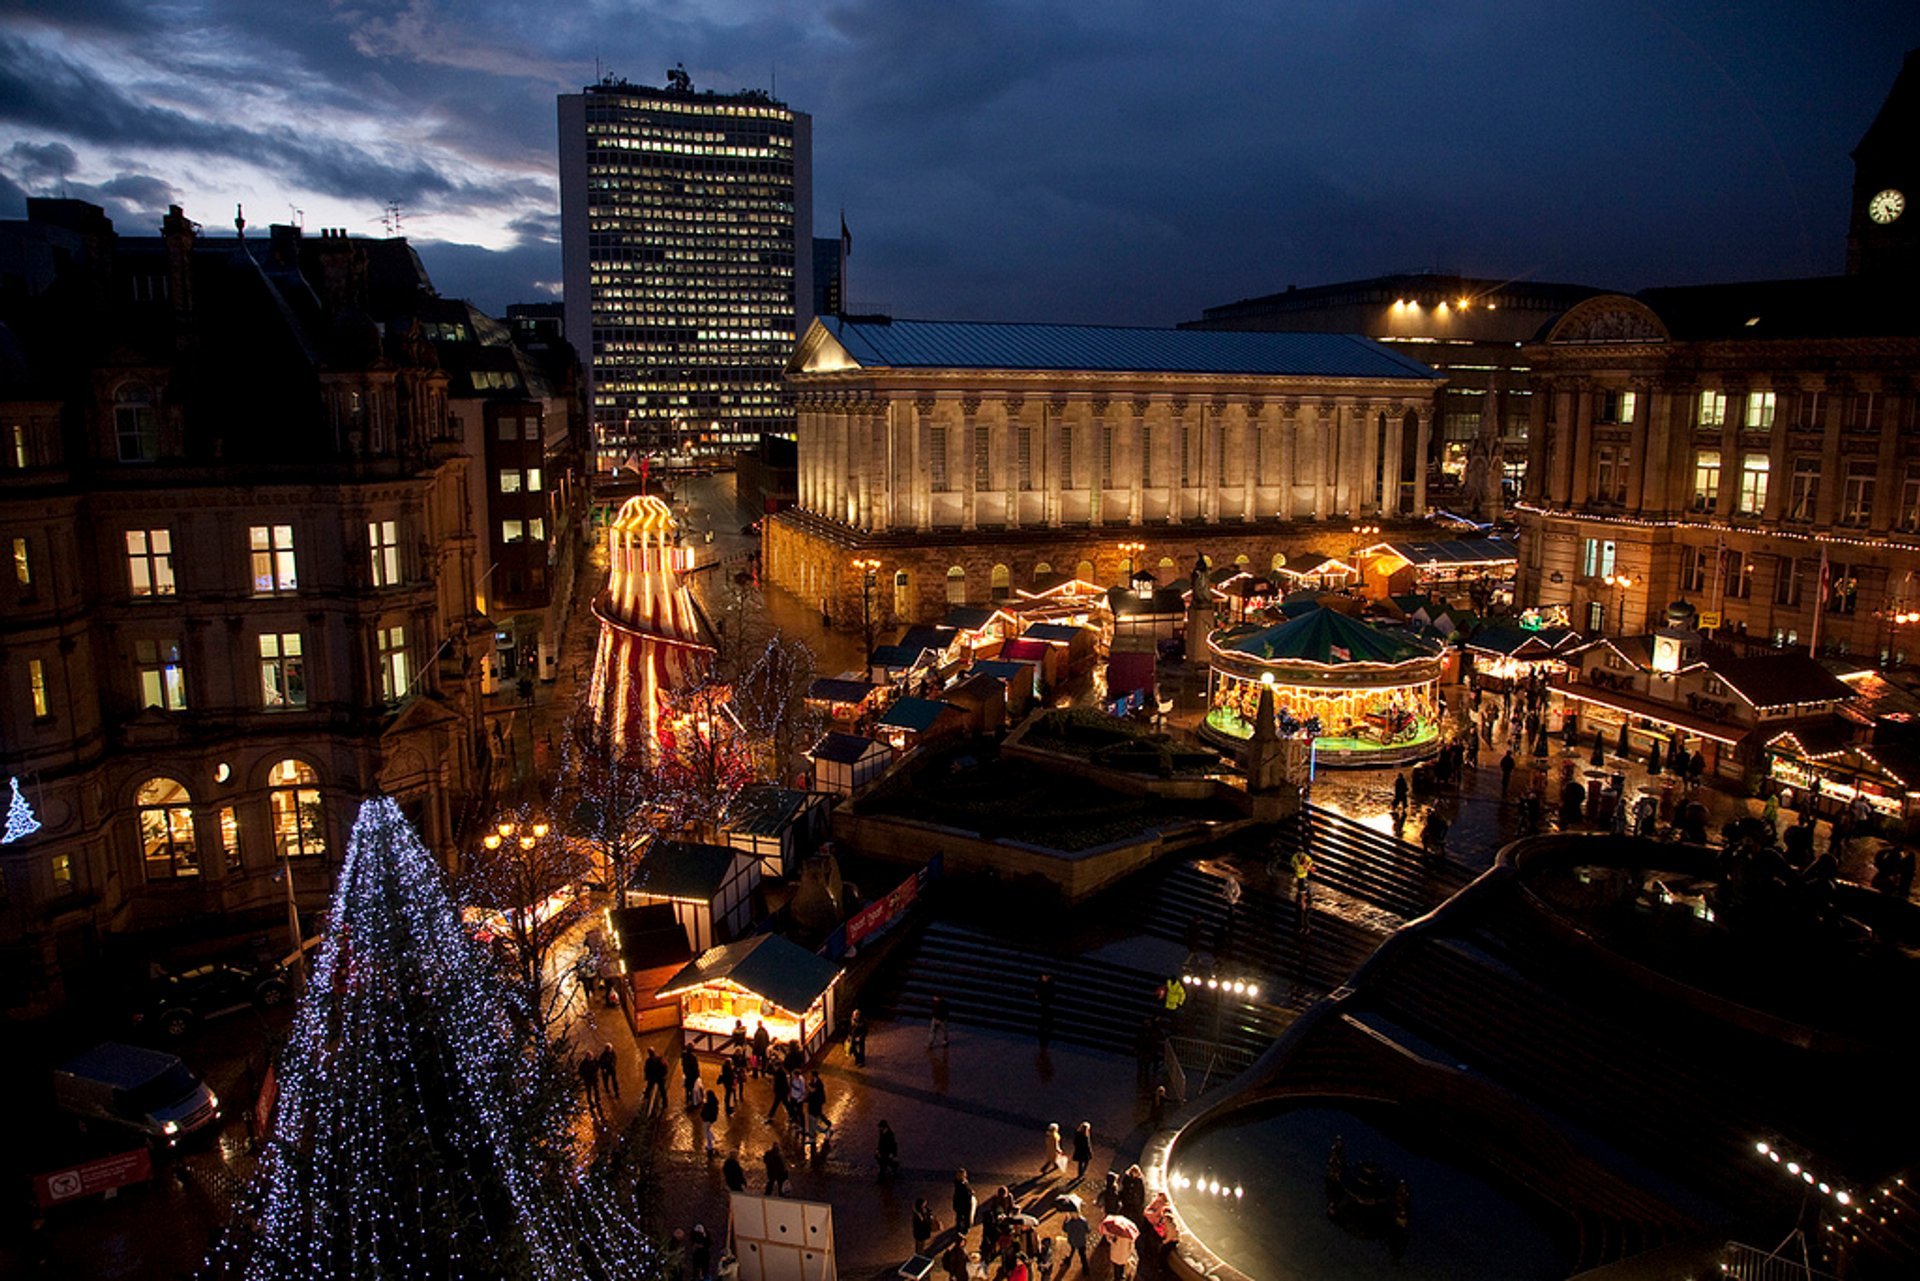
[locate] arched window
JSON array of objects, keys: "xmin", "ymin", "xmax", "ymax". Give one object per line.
[
  {"xmin": 1272, "ymin": 553, "xmax": 1288, "ymax": 572},
  {"xmin": 1234, "ymin": 554, "xmax": 1250, "ymax": 566},
  {"xmin": 1158, "ymin": 556, "xmax": 1176, "ymax": 571},
  {"xmin": 991, "ymin": 564, "xmax": 1011, "ymax": 601},
  {"xmin": 945, "ymin": 565, "xmax": 967, "ymax": 605},
  {"xmin": 1033, "ymin": 562, "xmax": 1054, "ymax": 580},
  {"xmin": 1075, "ymin": 559, "xmax": 1095, "ymax": 584},
  {"xmin": 269, "ymin": 759, "xmax": 326, "ymax": 859},
  {"xmin": 114, "ymin": 382, "xmax": 158, "ymax": 462},
  {"xmin": 137, "ymin": 777, "xmax": 198, "ymax": 879},
  {"xmin": 893, "ymin": 569, "xmax": 912, "ymax": 619}
]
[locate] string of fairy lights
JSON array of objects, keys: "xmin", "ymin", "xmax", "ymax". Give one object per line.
[{"xmin": 204, "ymin": 797, "xmax": 657, "ymax": 1279}]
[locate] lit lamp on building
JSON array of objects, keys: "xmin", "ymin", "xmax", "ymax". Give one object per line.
[
  {"xmin": 853, "ymin": 557, "xmax": 883, "ymax": 657},
  {"xmin": 1602, "ymin": 573, "xmax": 1635, "ymax": 636},
  {"xmin": 1350, "ymin": 524, "xmax": 1381, "ymax": 585},
  {"xmin": 1118, "ymin": 541, "xmax": 1147, "ymax": 585}
]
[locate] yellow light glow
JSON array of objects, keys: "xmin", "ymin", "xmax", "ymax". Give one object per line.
[
  {"xmin": 533, "ymin": 822, "xmax": 551, "ymax": 838},
  {"xmin": 483, "ymin": 833, "xmax": 501, "ymax": 849}
]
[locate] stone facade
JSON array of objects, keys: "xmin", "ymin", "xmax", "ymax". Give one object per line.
[
  {"xmin": 1515, "ymin": 289, "xmax": 1920, "ymax": 657},
  {"xmin": 768, "ymin": 318, "xmax": 1443, "ymax": 628}
]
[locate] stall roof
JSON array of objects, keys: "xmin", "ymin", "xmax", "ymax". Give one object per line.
[
  {"xmin": 810, "ymin": 731, "xmax": 887, "ymax": 765},
  {"xmin": 1022, "ymin": 623, "xmax": 1085, "ymax": 644},
  {"xmin": 656, "ymin": 934, "xmax": 841, "ymax": 1014},
  {"xmin": 945, "ymin": 673, "xmax": 1003, "ymax": 705},
  {"xmin": 631, "ymin": 840, "xmax": 742, "ymax": 900},
  {"xmin": 1365, "ymin": 537, "xmax": 1519, "ymax": 568},
  {"xmin": 972, "ymin": 659, "xmax": 1037, "ymax": 685},
  {"xmin": 806, "ymin": 677, "xmax": 878, "ymax": 705},
  {"xmin": 897, "ymin": 625, "xmax": 960, "ymax": 655},
  {"xmin": 1466, "ymin": 624, "xmax": 1567, "ymax": 658},
  {"xmin": 1710, "ymin": 653, "xmax": 1854, "ymax": 710},
  {"xmin": 869, "ymin": 643, "xmax": 930, "ymax": 670},
  {"xmin": 1109, "ymin": 586, "xmax": 1188, "ymax": 617},
  {"xmin": 1215, "ymin": 607, "xmax": 1441, "ymax": 665},
  {"xmin": 725, "ymin": 784, "xmax": 817, "ymax": 837},
  {"xmin": 607, "ymin": 904, "xmax": 695, "ymax": 971},
  {"xmin": 877, "ymin": 696, "xmax": 959, "ymax": 733},
  {"xmin": 943, "ymin": 606, "xmax": 1000, "ymax": 631}
]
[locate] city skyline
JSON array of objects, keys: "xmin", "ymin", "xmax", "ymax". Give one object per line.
[{"xmin": 2, "ymin": 2, "xmax": 1917, "ymax": 322}]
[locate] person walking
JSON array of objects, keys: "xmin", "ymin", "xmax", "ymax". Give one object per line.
[
  {"xmin": 766, "ymin": 1062, "xmax": 790, "ymax": 1125},
  {"xmin": 1061, "ymin": 1205, "xmax": 1092, "ymax": 1275},
  {"xmin": 847, "ymin": 1008, "xmax": 867, "ymax": 1066},
  {"xmin": 718, "ymin": 1055, "xmax": 738, "ymax": 1115},
  {"xmin": 597, "ymin": 1043, "xmax": 619, "ymax": 1099},
  {"xmin": 928, "ymin": 993, "xmax": 951, "ymax": 1048},
  {"xmin": 699, "ymin": 1087, "xmax": 721, "ymax": 1154},
  {"xmin": 762, "ymin": 1144, "xmax": 790, "ymax": 1196},
  {"xmin": 641, "ymin": 1048, "xmax": 667, "ymax": 1116},
  {"xmin": 878, "ymin": 1120, "xmax": 901, "ymax": 1179},
  {"xmin": 805, "ymin": 1072, "xmax": 834, "ymax": 1147},
  {"xmin": 941, "ymin": 1238, "xmax": 970, "ymax": 1281},
  {"xmin": 751, "ymin": 1021, "xmax": 772, "ymax": 1077},
  {"xmin": 723, "ymin": 1151, "xmax": 748, "ymax": 1192},
  {"xmin": 912, "ymin": 1196, "xmax": 936, "ymax": 1253},
  {"xmin": 1392, "ymin": 772, "xmax": 1409, "ymax": 813},
  {"xmin": 578, "ymin": 1052, "xmax": 602, "ymax": 1116},
  {"xmin": 1035, "ymin": 973, "xmax": 1057, "ymax": 1048},
  {"xmin": 1290, "ymin": 846, "xmax": 1315, "ymax": 914},
  {"xmin": 680, "ymin": 1046, "xmax": 701, "ymax": 1109},
  {"xmin": 1108, "ymin": 1218, "xmax": 1136, "ymax": 1281},
  {"xmin": 729, "ymin": 1018, "xmax": 748, "ymax": 1060},
  {"xmin": 1072, "ymin": 1121, "xmax": 1094, "ymax": 1181},
  {"xmin": 952, "ymin": 1169, "xmax": 977, "ymax": 1246},
  {"xmin": 1041, "ymin": 1121, "xmax": 1065, "ymax": 1176},
  {"xmin": 1500, "ymin": 749, "xmax": 1517, "ymax": 794},
  {"xmin": 786, "ymin": 1068, "xmax": 808, "ymax": 1132}
]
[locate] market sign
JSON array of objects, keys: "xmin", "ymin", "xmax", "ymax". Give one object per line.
[
  {"xmin": 32, "ymin": 1148, "xmax": 152, "ymax": 1208},
  {"xmin": 844, "ymin": 855, "xmax": 942, "ymax": 953}
]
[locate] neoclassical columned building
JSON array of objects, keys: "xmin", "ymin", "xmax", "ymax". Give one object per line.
[{"xmin": 766, "ymin": 317, "xmax": 1443, "ymax": 627}]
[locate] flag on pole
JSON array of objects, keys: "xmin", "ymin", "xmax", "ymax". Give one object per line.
[{"xmin": 840, "ymin": 210, "xmax": 851, "ymax": 259}]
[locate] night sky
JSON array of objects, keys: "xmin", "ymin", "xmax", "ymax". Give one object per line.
[{"xmin": 3, "ymin": 1, "xmax": 1917, "ymax": 324}]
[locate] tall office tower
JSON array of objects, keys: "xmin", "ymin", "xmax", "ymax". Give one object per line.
[{"xmin": 559, "ymin": 71, "xmax": 812, "ymax": 470}]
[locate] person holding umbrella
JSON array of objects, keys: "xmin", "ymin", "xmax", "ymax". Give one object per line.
[{"xmin": 1099, "ymin": 1213, "xmax": 1141, "ymax": 1281}]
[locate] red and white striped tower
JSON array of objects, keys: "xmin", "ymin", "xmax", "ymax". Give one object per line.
[{"xmin": 588, "ymin": 496, "xmax": 714, "ymax": 749}]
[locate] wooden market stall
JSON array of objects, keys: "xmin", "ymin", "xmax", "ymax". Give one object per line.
[
  {"xmin": 628, "ymin": 839, "xmax": 762, "ymax": 954},
  {"xmin": 655, "ymin": 933, "xmax": 843, "ymax": 1058}
]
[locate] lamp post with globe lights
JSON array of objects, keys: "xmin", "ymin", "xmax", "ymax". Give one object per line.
[
  {"xmin": 1602, "ymin": 573, "xmax": 1635, "ymax": 635},
  {"xmin": 853, "ymin": 557, "xmax": 883, "ymax": 658}
]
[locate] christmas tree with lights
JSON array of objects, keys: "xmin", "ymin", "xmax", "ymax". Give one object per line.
[{"xmin": 205, "ymin": 797, "xmax": 658, "ymax": 1280}]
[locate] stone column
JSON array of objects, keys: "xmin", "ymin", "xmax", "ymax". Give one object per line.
[
  {"xmin": 1243, "ymin": 398, "xmax": 1262, "ymax": 520},
  {"xmin": 1130, "ymin": 399, "xmax": 1148, "ymax": 526},
  {"xmin": 1815, "ymin": 382, "xmax": 1841, "ymax": 525},
  {"xmin": 961, "ymin": 396, "xmax": 980, "ymax": 532},
  {"xmin": 1413, "ymin": 406, "xmax": 1432, "ymax": 516},
  {"xmin": 1568, "ymin": 385, "xmax": 1593, "ymax": 506},
  {"xmin": 1168, "ymin": 398, "xmax": 1188, "ymax": 525},
  {"xmin": 1005, "ymin": 396, "xmax": 1024, "ymax": 531},
  {"xmin": 1204, "ymin": 400, "xmax": 1225, "ymax": 523},
  {"xmin": 1384, "ymin": 404, "xmax": 1405, "ymax": 516},
  {"xmin": 1551, "ymin": 385, "xmax": 1577, "ymax": 506},
  {"xmin": 1279, "ymin": 401, "xmax": 1299, "ymax": 520},
  {"xmin": 1524, "ymin": 382, "xmax": 1550, "ymax": 504},
  {"xmin": 1314, "ymin": 400, "xmax": 1334, "ymax": 521},
  {"xmin": 915, "ymin": 396, "xmax": 935, "ymax": 532},
  {"xmin": 1090, "ymin": 399, "xmax": 1108, "ymax": 526},
  {"xmin": 1046, "ymin": 396, "xmax": 1067, "ymax": 527},
  {"xmin": 856, "ymin": 398, "xmax": 876, "ymax": 530},
  {"xmin": 1354, "ymin": 400, "xmax": 1379, "ymax": 515},
  {"xmin": 1625, "ymin": 380, "xmax": 1650, "ymax": 514}
]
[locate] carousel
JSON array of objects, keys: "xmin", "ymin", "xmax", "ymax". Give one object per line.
[{"xmin": 1203, "ymin": 608, "xmax": 1445, "ymax": 767}]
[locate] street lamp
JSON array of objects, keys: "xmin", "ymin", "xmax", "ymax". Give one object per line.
[
  {"xmin": 1118, "ymin": 540, "xmax": 1147, "ymax": 585},
  {"xmin": 853, "ymin": 557, "xmax": 882, "ymax": 657},
  {"xmin": 1602, "ymin": 573, "xmax": 1635, "ymax": 635}
]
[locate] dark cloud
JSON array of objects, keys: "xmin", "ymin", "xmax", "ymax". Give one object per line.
[
  {"xmin": 2, "ymin": 0, "xmax": 1918, "ymax": 327},
  {"xmin": 412, "ymin": 236, "xmax": 560, "ymax": 318}
]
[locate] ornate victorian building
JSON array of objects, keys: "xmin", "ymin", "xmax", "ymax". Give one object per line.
[
  {"xmin": 765, "ymin": 317, "xmax": 1443, "ymax": 628},
  {"xmin": 0, "ymin": 201, "xmax": 492, "ymax": 1012}
]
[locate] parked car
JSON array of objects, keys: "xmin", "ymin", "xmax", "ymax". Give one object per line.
[
  {"xmin": 132, "ymin": 958, "xmax": 290, "ymax": 1039},
  {"xmin": 53, "ymin": 1042, "xmax": 220, "ymax": 1146}
]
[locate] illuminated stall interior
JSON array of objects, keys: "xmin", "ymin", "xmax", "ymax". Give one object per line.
[
  {"xmin": 1205, "ymin": 608, "xmax": 1444, "ymax": 766},
  {"xmin": 1766, "ymin": 725, "xmax": 1920, "ymax": 823},
  {"xmin": 655, "ymin": 933, "xmax": 843, "ymax": 1058},
  {"xmin": 1466, "ymin": 624, "xmax": 1581, "ymax": 689}
]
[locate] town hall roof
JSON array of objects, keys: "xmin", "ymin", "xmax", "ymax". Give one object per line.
[{"xmin": 803, "ymin": 316, "xmax": 1440, "ymax": 381}]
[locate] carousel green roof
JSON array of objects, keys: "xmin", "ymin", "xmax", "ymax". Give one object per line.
[{"xmin": 1215, "ymin": 608, "xmax": 1441, "ymax": 666}]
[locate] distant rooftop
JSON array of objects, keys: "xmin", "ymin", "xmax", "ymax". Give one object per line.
[{"xmin": 807, "ymin": 316, "xmax": 1439, "ymax": 381}]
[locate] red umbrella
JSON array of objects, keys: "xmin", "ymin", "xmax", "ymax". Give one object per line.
[{"xmin": 1097, "ymin": 1214, "xmax": 1140, "ymax": 1240}]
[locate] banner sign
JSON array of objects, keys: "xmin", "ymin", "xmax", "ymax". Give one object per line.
[
  {"xmin": 841, "ymin": 855, "xmax": 941, "ymax": 955},
  {"xmin": 33, "ymin": 1148, "xmax": 152, "ymax": 1208}
]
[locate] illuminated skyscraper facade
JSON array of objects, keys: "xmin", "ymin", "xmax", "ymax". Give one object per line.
[{"xmin": 559, "ymin": 75, "xmax": 812, "ymax": 468}]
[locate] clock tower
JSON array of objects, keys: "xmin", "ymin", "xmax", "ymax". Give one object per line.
[{"xmin": 1847, "ymin": 48, "xmax": 1920, "ymax": 276}]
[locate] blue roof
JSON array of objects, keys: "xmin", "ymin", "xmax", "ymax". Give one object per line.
[
  {"xmin": 877, "ymin": 696, "xmax": 958, "ymax": 733},
  {"xmin": 630, "ymin": 840, "xmax": 742, "ymax": 900},
  {"xmin": 810, "ymin": 731, "xmax": 887, "ymax": 764},
  {"xmin": 816, "ymin": 316, "xmax": 1438, "ymax": 381}
]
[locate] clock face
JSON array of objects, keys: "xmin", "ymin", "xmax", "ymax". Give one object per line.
[{"xmin": 1869, "ymin": 188, "xmax": 1905, "ymax": 225}]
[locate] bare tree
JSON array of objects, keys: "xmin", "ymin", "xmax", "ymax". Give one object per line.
[
  {"xmin": 457, "ymin": 805, "xmax": 592, "ymax": 1037},
  {"xmin": 560, "ymin": 712, "xmax": 669, "ymax": 911},
  {"xmin": 732, "ymin": 635, "xmax": 825, "ymax": 786}
]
